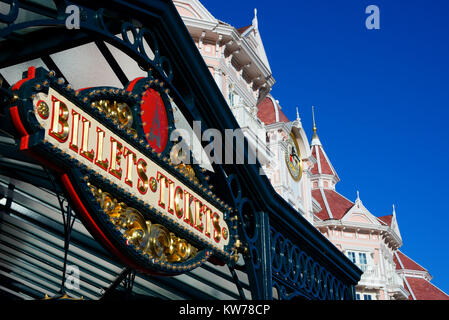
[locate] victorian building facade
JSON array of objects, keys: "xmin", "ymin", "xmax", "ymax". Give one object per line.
[
  {"xmin": 174, "ymin": 0, "xmax": 449, "ymax": 300},
  {"xmin": 311, "ymin": 126, "xmax": 448, "ymax": 300}
]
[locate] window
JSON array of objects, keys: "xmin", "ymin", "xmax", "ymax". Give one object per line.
[
  {"xmin": 347, "ymin": 251, "xmax": 356, "ymax": 264},
  {"xmin": 228, "ymin": 86, "xmax": 239, "ymax": 107},
  {"xmin": 359, "ymin": 253, "xmax": 367, "ymax": 265},
  {"xmin": 356, "ymin": 293, "xmax": 374, "ymax": 300},
  {"xmin": 346, "ymin": 250, "xmax": 369, "ymax": 267},
  {"xmin": 228, "ymin": 90, "xmax": 234, "ymax": 107}
]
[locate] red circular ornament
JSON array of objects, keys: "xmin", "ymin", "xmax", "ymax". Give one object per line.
[
  {"xmin": 140, "ymin": 88, "xmax": 169, "ymax": 153},
  {"xmin": 36, "ymin": 100, "xmax": 49, "ymax": 119}
]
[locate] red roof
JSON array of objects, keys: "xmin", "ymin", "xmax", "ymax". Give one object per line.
[
  {"xmin": 311, "ymin": 145, "xmax": 335, "ymax": 176},
  {"xmin": 406, "ymin": 277, "xmax": 449, "ymax": 300},
  {"xmin": 312, "ymin": 189, "xmax": 354, "ymax": 220},
  {"xmin": 395, "ymin": 251, "xmax": 427, "ymax": 272},
  {"xmin": 378, "ymin": 215, "xmax": 393, "ymax": 226},
  {"xmin": 312, "ymin": 189, "xmax": 331, "ymax": 220},
  {"xmin": 257, "ymin": 97, "xmax": 289, "ymax": 125},
  {"xmin": 394, "ymin": 251, "xmax": 449, "ymax": 300},
  {"xmin": 237, "ymin": 25, "xmax": 251, "ymax": 34}
]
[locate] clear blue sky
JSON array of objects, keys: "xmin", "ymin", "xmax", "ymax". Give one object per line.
[{"xmin": 201, "ymin": 0, "xmax": 449, "ymax": 294}]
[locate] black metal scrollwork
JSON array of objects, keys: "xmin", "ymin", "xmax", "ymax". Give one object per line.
[
  {"xmin": 225, "ymin": 174, "xmax": 272, "ymax": 300},
  {"xmin": 0, "ymin": 0, "xmax": 19, "ymax": 24},
  {"xmin": 270, "ymin": 226, "xmax": 351, "ymax": 300},
  {"xmin": 0, "ymin": 0, "xmax": 173, "ymax": 93}
]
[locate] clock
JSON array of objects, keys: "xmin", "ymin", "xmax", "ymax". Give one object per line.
[{"xmin": 285, "ymin": 132, "xmax": 303, "ymax": 181}]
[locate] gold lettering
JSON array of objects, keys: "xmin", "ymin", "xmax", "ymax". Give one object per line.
[
  {"xmin": 203, "ymin": 205, "xmax": 212, "ymax": 238},
  {"xmin": 174, "ymin": 187, "xmax": 184, "ymax": 219},
  {"xmin": 49, "ymin": 98, "xmax": 69, "ymax": 142},
  {"xmin": 94, "ymin": 128, "xmax": 109, "ymax": 170},
  {"xmin": 157, "ymin": 173, "xmax": 172, "ymax": 210},
  {"xmin": 69, "ymin": 110, "xmax": 80, "ymax": 152},
  {"xmin": 194, "ymin": 200, "xmax": 204, "ymax": 232},
  {"xmin": 212, "ymin": 212, "xmax": 221, "ymax": 243},
  {"xmin": 136, "ymin": 158, "xmax": 149, "ymax": 194},
  {"xmin": 123, "ymin": 147, "xmax": 136, "ymax": 187},
  {"xmin": 80, "ymin": 117, "xmax": 95, "ymax": 162},
  {"xmin": 183, "ymin": 191, "xmax": 195, "ymax": 226},
  {"xmin": 109, "ymin": 137, "xmax": 123, "ymax": 179}
]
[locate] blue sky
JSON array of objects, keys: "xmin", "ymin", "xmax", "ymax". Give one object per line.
[{"xmin": 201, "ymin": 0, "xmax": 449, "ymax": 294}]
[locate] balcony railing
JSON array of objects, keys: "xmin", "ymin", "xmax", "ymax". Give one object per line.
[
  {"xmin": 356, "ymin": 264, "xmax": 407, "ymax": 296},
  {"xmin": 387, "ymin": 271, "xmax": 404, "ymax": 288},
  {"xmin": 386, "ymin": 272, "xmax": 409, "ymax": 299},
  {"xmin": 357, "ymin": 264, "xmax": 379, "ymax": 280},
  {"xmin": 355, "ymin": 264, "xmax": 386, "ymax": 288}
]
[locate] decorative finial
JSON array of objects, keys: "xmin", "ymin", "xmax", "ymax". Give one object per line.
[
  {"xmin": 296, "ymin": 107, "xmax": 300, "ymax": 120},
  {"xmin": 355, "ymin": 190, "xmax": 362, "ymax": 206},
  {"xmin": 253, "ymin": 8, "xmax": 259, "ymax": 29},
  {"xmin": 393, "ymin": 204, "xmax": 396, "ymax": 215},
  {"xmin": 312, "ymin": 106, "xmax": 317, "ymax": 134},
  {"xmin": 311, "ymin": 106, "xmax": 322, "ymax": 146}
]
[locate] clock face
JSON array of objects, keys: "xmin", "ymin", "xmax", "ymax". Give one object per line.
[{"xmin": 285, "ymin": 133, "xmax": 303, "ymax": 182}]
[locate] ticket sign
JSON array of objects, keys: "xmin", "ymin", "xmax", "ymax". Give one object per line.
[{"xmin": 7, "ymin": 67, "xmax": 237, "ymax": 275}]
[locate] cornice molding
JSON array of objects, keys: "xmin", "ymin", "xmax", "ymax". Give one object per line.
[
  {"xmin": 314, "ymin": 220, "xmax": 403, "ymax": 248},
  {"xmin": 180, "ymin": 17, "xmax": 275, "ymax": 89}
]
